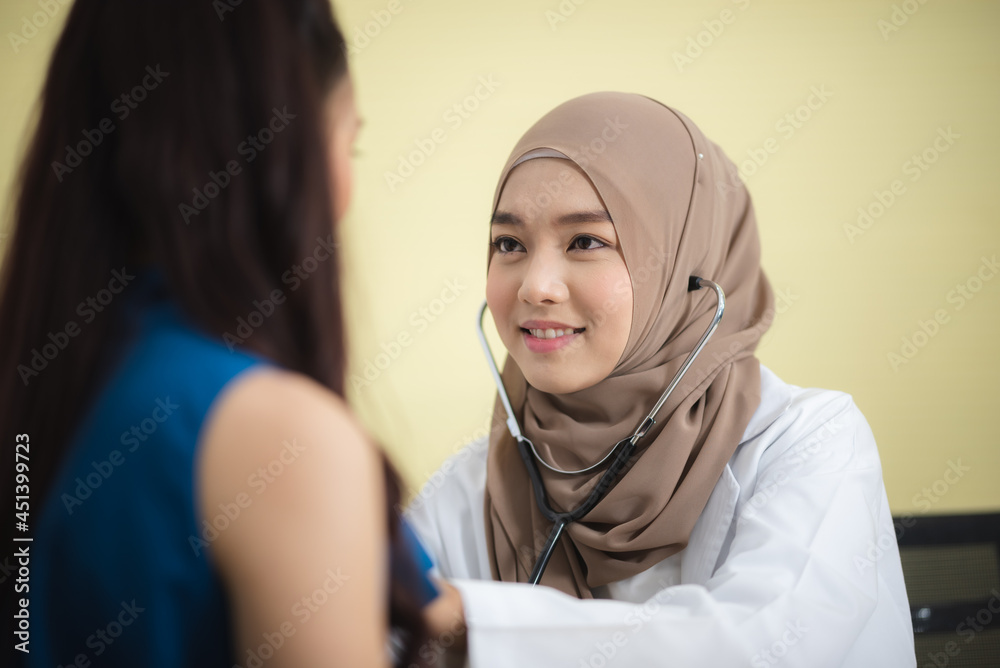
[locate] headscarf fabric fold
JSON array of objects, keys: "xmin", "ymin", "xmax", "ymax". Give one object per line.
[{"xmin": 483, "ymin": 92, "xmax": 775, "ymax": 598}]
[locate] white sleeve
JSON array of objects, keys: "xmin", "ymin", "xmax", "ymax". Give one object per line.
[
  {"xmin": 405, "ymin": 438, "xmax": 493, "ymax": 581},
  {"xmin": 445, "ymin": 398, "xmax": 913, "ymax": 667}
]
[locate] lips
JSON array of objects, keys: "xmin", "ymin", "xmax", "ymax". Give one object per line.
[
  {"xmin": 524, "ymin": 327, "xmax": 580, "ymax": 339},
  {"xmin": 520, "ymin": 320, "xmax": 584, "ymax": 353}
]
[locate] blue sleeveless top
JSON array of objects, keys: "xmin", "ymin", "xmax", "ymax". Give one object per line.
[{"xmin": 30, "ymin": 270, "xmax": 435, "ymax": 667}]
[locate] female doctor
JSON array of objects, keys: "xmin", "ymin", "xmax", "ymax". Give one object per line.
[{"xmin": 407, "ymin": 92, "xmax": 916, "ymax": 667}]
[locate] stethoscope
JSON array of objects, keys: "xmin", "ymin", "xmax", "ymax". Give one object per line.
[{"xmin": 475, "ymin": 276, "xmax": 726, "ymax": 586}]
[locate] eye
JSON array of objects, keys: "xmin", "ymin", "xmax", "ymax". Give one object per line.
[
  {"xmin": 491, "ymin": 236, "xmax": 525, "ymax": 254},
  {"xmin": 569, "ymin": 235, "xmax": 607, "ymax": 251}
]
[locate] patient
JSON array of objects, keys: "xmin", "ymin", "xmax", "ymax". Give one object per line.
[{"xmin": 0, "ymin": 1, "xmax": 440, "ymax": 666}]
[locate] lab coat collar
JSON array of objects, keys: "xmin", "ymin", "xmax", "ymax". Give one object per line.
[{"xmin": 741, "ymin": 365, "xmax": 795, "ymax": 445}]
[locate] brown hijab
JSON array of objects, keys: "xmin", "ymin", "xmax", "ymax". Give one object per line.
[{"xmin": 483, "ymin": 92, "xmax": 775, "ymax": 597}]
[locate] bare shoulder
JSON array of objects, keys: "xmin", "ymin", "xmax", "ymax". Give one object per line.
[
  {"xmin": 197, "ymin": 366, "xmax": 389, "ymax": 666},
  {"xmin": 196, "ymin": 365, "xmax": 383, "ymax": 550},
  {"xmin": 198, "ymin": 366, "xmax": 381, "ymax": 485},
  {"xmin": 196, "ymin": 365, "xmax": 381, "ymax": 545},
  {"xmin": 205, "ymin": 366, "xmax": 364, "ymax": 448}
]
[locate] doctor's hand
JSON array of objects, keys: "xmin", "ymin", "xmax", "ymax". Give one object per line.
[{"xmin": 422, "ymin": 579, "xmax": 468, "ymax": 659}]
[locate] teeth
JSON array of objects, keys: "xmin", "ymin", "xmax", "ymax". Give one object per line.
[{"xmin": 528, "ymin": 328, "xmax": 577, "ymax": 339}]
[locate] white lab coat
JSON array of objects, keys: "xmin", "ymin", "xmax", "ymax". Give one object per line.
[{"xmin": 406, "ymin": 365, "xmax": 917, "ymax": 667}]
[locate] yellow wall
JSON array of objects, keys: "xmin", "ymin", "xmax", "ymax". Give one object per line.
[{"xmin": 2, "ymin": 0, "xmax": 998, "ymax": 516}]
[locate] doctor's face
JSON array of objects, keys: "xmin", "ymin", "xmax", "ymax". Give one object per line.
[{"xmin": 487, "ymin": 158, "xmax": 633, "ymax": 395}]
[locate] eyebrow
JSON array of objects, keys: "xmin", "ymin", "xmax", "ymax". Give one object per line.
[{"xmin": 490, "ymin": 209, "xmax": 613, "ymax": 226}]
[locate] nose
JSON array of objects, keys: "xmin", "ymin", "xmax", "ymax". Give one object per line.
[{"xmin": 518, "ymin": 252, "xmax": 569, "ymax": 305}]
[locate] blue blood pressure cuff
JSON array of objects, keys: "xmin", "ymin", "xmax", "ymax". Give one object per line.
[{"xmin": 394, "ymin": 517, "xmax": 439, "ymax": 607}]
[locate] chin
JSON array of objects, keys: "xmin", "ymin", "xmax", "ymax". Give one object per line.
[{"xmin": 522, "ymin": 369, "xmax": 590, "ymax": 395}]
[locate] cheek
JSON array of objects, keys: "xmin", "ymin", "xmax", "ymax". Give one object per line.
[
  {"xmin": 338, "ymin": 159, "xmax": 354, "ymax": 221},
  {"xmin": 486, "ymin": 262, "xmax": 525, "ymax": 346},
  {"xmin": 329, "ymin": 136, "xmax": 354, "ymax": 222},
  {"xmin": 588, "ymin": 267, "xmax": 633, "ymax": 351},
  {"xmin": 485, "ymin": 263, "xmax": 512, "ymax": 317}
]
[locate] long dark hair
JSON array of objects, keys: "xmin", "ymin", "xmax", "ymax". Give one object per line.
[{"xmin": 0, "ymin": 0, "xmax": 426, "ymax": 663}]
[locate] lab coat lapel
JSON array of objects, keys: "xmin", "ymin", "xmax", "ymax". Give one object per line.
[
  {"xmin": 679, "ymin": 366, "xmax": 793, "ymax": 586},
  {"xmin": 680, "ymin": 464, "xmax": 740, "ymax": 585}
]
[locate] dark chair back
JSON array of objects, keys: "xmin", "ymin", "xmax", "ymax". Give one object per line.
[{"xmin": 894, "ymin": 512, "xmax": 1000, "ymax": 667}]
